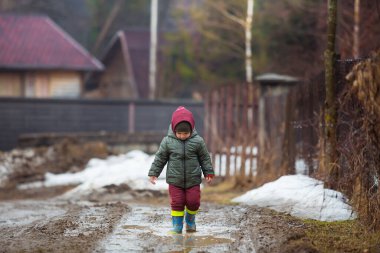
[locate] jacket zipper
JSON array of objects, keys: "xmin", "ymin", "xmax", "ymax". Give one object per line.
[{"xmin": 183, "ymin": 140, "xmax": 186, "ymax": 188}]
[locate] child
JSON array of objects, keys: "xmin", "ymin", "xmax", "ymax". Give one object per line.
[{"xmin": 148, "ymin": 106, "xmax": 214, "ymax": 234}]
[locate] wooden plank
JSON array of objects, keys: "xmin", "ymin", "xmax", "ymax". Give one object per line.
[
  {"xmin": 225, "ymin": 85, "xmax": 233, "ymax": 177},
  {"xmin": 217, "ymin": 87, "xmax": 225, "ymax": 175}
]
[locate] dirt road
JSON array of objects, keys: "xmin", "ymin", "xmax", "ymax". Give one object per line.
[
  {"xmin": 0, "ymin": 198, "xmax": 241, "ymax": 252},
  {"xmin": 0, "ymin": 190, "xmax": 317, "ymax": 253}
]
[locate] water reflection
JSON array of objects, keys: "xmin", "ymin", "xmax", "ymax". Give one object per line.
[{"xmin": 170, "ymin": 234, "xmax": 232, "ymax": 253}]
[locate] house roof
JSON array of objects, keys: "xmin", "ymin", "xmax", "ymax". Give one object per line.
[{"xmin": 0, "ymin": 14, "xmax": 103, "ymax": 71}]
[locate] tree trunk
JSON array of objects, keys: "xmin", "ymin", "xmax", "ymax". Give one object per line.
[
  {"xmin": 353, "ymin": 0, "xmax": 360, "ymax": 58},
  {"xmin": 324, "ymin": 0, "xmax": 338, "ymax": 188}
]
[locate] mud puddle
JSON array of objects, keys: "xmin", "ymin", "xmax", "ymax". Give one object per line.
[
  {"xmin": 97, "ymin": 203, "xmax": 241, "ymax": 252},
  {"xmin": 0, "ymin": 196, "xmax": 309, "ymax": 252}
]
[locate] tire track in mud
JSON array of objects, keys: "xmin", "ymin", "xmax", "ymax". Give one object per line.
[
  {"xmin": 0, "ymin": 200, "xmax": 129, "ymax": 253},
  {"xmin": 97, "ymin": 203, "xmax": 244, "ymax": 252},
  {"xmin": 231, "ymin": 206, "xmax": 318, "ymax": 253}
]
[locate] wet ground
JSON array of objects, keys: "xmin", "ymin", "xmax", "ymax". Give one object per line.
[
  {"xmin": 2, "ymin": 144, "xmax": 379, "ymax": 252},
  {"xmin": 0, "ymin": 187, "xmax": 319, "ymax": 253},
  {"xmin": 98, "ymin": 203, "xmax": 240, "ymax": 252},
  {"xmin": 0, "ymin": 199, "xmax": 127, "ymax": 253}
]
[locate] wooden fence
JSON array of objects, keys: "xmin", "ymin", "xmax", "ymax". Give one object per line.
[
  {"xmin": 203, "ymin": 84, "xmax": 259, "ymax": 180},
  {"xmin": 204, "ymin": 81, "xmax": 298, "ymax": 184},
  {"xmin": 202, "ymin": 80, "xmax": 321, "ymax": 184}
]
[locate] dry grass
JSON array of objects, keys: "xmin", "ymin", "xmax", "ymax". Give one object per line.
[
  {"xmin": 339, "ymin": 51, "xmax": 380, "ymax": 230},
  {"xmin": 304, "ymin": 219, "xmax": 380, "ymax": 253},
  {"xmin": 201, "ymin": 178, "xmax": 243, "ymax": 205}
]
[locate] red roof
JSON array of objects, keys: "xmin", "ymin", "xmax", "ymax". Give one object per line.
[{"xmin": 0, "ymin": 15, "xmax": 103, "ymax": 71}]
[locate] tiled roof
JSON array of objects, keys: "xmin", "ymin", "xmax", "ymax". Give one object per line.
[{"xmin": 0, "ymin": 14, "xmax": 103, "ymax": 71}]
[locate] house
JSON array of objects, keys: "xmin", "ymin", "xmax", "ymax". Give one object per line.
[
  {"xmin": 0, "ymin": 14, "xmax": 103, "ymax": 98},
  {"xmin": 86, "ymin": 29, "xmax": 150, "ymax": 99}
]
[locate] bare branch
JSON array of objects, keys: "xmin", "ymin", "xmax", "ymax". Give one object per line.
[
  {"xmin": 206, "ymin": 1, "xmax": 246, "ymax": 27},
  {"xmin": 200, "ymin": 30, "xmax": 244, "ymax": 57}
]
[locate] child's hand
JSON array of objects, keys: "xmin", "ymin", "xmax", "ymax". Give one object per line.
[
  {"xmin": 205, "ymin": 175, "xmax": 214, "ymax": 183},
  {"xmin": 149, "ymin": 176, "xmax": 157, "ymax": 185}
]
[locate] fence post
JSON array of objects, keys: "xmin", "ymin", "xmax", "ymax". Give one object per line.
[
  {"xmin": 204, "ymin": 92, "xmax": 210, "ymax": 144},
  {"xmin": 210, "ymin": 90, "xmax": 218, "ymax": 171},
  {"xmin": 225, "ymin": 85, "xmax": 233, "ymax": 178},
  {"xmin": 239, "ymin": 84, "xmax": 249, "ymax": 180},
  {"xmin": 282, "ymin": 88, "xmax": 296, "ymax": 174},
  {"xmin": 128, "ymin": 102, "xmax": 135, "ymax": 133},
  {"xmin": 218, "ymin": 87, "xmax": 225, "ymax": 176},
  {"xmin": 255, "ymin": 73, "xmax": 298, "ymax": 184},
  {"xmin": 233, "ymin": 84, "xmax": 240, "ymax": 176},
  {"xmin": 248, "ymin": 84, "xmax": 258, "ymax": 179}
]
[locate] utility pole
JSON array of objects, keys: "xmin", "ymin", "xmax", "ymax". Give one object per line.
[{"xmin": 149, "ymin": 0, "xmax": 158, "ymax": 99}]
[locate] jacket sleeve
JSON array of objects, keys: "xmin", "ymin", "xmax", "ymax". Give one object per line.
[
  {"xmin": 148, "ymin": 137, "xmax": 169, "ymax": 177},
  {"xmin": 197, "ymin": 138, "xmax": 214, "ymax": 177}
]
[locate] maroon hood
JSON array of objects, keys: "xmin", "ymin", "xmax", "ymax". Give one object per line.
[{"xmin": 171, "ymin": 106, "xmax": 195, "ymax": 132}]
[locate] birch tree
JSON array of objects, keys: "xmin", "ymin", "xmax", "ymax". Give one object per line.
[
  {"xmin": 158, "ymin": 1, "xmax": 249, "ymax": 97},
  {"xmin": 208, "ymin": 0, "xmax": 255, "ymax": 84},
  {"xmin": 245, "ymin": 0, "xmax": 254, "ymax": 84}
]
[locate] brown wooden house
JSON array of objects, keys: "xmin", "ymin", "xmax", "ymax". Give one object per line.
[
  {"xmin": 86, "ymin": 29, "xmax": 150, "ymax": 99},
  {"xmin": 0, "ymin": 14, "xmax": 103, "ymax": 98}
]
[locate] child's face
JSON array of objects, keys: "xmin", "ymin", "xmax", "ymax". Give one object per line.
[{"xmin": 175, "ymin": 131, "xmax": 191, "ymax": 140}]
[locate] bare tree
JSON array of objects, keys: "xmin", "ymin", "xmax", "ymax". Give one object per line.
[{"xmin": 207, "ymin": 0, "xmax": 254, "ymax": 84}]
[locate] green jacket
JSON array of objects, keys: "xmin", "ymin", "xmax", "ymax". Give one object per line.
[{"xmin": 148, "ymin": 126, "xmax": 214, "ymax": 189}]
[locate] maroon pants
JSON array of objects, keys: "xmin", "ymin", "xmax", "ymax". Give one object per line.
[{"xmin": 169, "ymin": 184, "xmax": 201, "ymax": 212}]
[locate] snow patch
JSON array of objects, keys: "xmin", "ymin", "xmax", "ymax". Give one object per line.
[
  {"xmin": 232, "ymin": 174, "xmax": 356, "ymax": 221},
  {"xmin": 45, "ymin": 150, "xmax": 168, "ymax": 198}
]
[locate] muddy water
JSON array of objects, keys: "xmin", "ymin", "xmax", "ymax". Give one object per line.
[
  {"xmin": 98, "ymin": 203, "xmax": 241, "ymax": 252},
  {"xmin": 0, "ymin": 198, "xmax": 261, "ymax": 252},
  {"xmin": 0, "ymin": 200, "xmax": 67, "ymax": 228}
]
